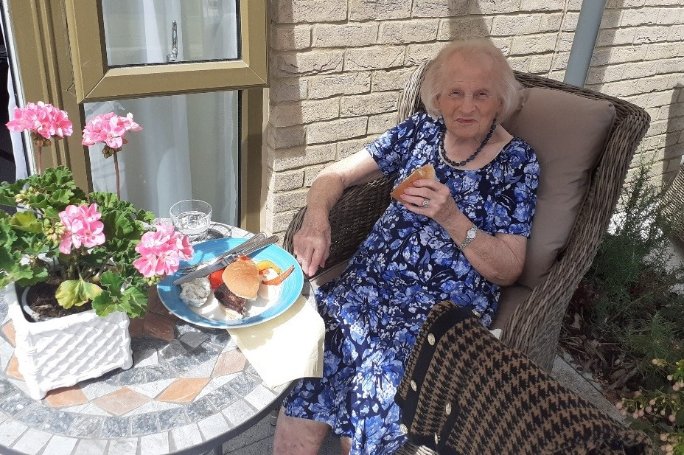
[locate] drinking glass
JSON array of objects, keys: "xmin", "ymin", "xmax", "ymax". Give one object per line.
[{"xmin": 170, "ymin": 200, "xmax": 212, "ymax": 242}]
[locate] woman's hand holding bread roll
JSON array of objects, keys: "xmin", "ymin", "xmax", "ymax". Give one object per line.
[
  {"xmin": 392, "ymin": 164, "xmax": 461, "ymax": 226},
  {"xmin": 390, "ymin": 164, "xmax": 437, "ymax": 200}
]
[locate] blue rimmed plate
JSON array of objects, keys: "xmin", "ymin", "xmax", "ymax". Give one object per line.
[{"xmin": 157, "ymin": 237, "xmax": 304, "ymax": 328}]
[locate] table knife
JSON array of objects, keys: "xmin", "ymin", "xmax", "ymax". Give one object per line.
[
  {"xmin": 173, "ymin": 233, "xmax": 269, "ymax": 284},
  {"xmin": 173, "ymin": 234, "xmax": 279, "ymax": 285},
  {"xmin": 178, "ymin": 232, "xmax": 266, "ymax": 273}
]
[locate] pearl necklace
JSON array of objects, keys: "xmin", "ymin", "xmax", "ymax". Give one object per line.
[{"xmin": 439, "ymin": 118, "xmax": 497, "ymax": 168}]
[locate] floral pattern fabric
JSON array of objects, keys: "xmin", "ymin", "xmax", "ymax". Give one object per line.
[{"xmin": 283, "ymin": 112, "xmax": 540, "ymax": 454}]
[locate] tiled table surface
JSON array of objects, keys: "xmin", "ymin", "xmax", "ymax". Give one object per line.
[{"xmin": 0, "ymin": 226, "xmax": 291, "ymax": 455}]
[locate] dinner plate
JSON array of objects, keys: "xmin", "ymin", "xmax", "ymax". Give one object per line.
[{"xmin": 157, "ymin": 237, "xmax": 304, "ymax": 329}]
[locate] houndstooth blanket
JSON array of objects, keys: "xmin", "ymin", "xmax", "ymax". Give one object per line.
[{"xmin": 395, "ymin": 301, "xmax": 653, "ymax": 455}]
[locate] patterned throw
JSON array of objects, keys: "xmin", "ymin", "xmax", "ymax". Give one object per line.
[{"xmin": 395, "ymin": 301, "xmax": 653, "ymax": 455}]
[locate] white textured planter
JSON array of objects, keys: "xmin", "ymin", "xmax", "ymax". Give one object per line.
[{"xmin": 3, "ymin": 283, "xmax": 133, "ymax": 399}]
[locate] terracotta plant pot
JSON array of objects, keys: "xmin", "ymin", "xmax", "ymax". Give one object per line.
[{"xmin": 2, "ymin": 282, "xmax": 133, "ymax": 399}]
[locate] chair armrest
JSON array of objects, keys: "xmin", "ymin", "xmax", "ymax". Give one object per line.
[{"xmin": 282, "ymin": 176, "xmax": 394, "ymax": 276}]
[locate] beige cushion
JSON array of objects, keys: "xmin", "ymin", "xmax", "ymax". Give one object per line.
[
  {"xmin": 492, "ymin": 284, "xmax": 531, "ymax": 330},
  {"xmin": 502, "ymin": 87, "xmax": 615, "ymax": 290}
]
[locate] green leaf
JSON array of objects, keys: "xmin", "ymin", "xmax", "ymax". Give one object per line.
[
  {"xmin": 0, "ymin": 266, "xmax": 36, "ymax": 289},
  {"xmin": 0, "ymin": 180, "xmax": 23, "ymax": 206},
  {"xmin": 0, "ymin": 221, "xmax": 49, "ymax": 287},
  {"xmin": 0, "ymin": 227, "xmax": 18, "ymax": 260},
  {"xmin": 11, "ymin": 212, "xmax": 42, "ymax": 233},
  {"xmin": 91, "ymin": 287, "xmax": 147, "ymax": 318},
  {"xmin": 55, "ymin": 279, "xmax": 102, "ymax": 309},
  {"xmin": 9, "ymin": 166, "xmax": 86, "ymax": 212},
  {"xmin": 92, "ymin": 274, "xmax": 148, "ymax": 318},
  {"xmin": 121, "ymin": 286, "xmax": 148, "ymax": 318},
  {"xmin": 100, "ymin": 271, "xmax": 124, "ymax": 296},
  {"xmin": 0, "ymin": 192, "xmax": 15, "ymax": 207},
  {"xmin": 14, "ymin": 267, "xmax": 49, "ymax": 287},
  {"xmin": 92, "ymin": 290, "xmax": 117, "ymax": 317}
]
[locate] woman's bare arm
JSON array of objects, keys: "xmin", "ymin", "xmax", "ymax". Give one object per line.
[
  {"xmin": 440, "ymin": 215, "xmax": 526, "ymax": 286},
  {"xmin": 293, "ymin": 150, "xmax": 383, "ymax": 276},
  {"xmin": 400, "ymin": 178, "xmax": 526, "ymax": 286}
]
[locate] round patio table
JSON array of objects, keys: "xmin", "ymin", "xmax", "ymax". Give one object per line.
[{"xmin": 0, "ymin": 224, "xmax": 293, "ymax": 455}]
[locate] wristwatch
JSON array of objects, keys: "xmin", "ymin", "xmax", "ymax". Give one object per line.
[{"xmin": 459, "ymin": 225, "xmax": 478, "ymax": 250}]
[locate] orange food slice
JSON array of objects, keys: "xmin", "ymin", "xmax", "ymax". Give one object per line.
[
  {"xmin": 256, "ymin": 259, "xmax": 282, "ymax": 274},
  {"xmin": 261, "ymin": 265, "xmax": 295, "ymax": 285}
]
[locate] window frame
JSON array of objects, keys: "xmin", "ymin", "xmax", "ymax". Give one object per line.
[{"xmin": 64, "ymin": 0, "xmax": 267, "ymax": 103}]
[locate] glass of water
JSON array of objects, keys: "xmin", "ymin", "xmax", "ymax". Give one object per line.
[{"xmin": 169, "ymin": 199, "xmax": 212, "ymax": 243}]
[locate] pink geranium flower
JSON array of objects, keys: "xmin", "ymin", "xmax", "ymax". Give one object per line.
[
  {"xmin": 58, "ymin": 204, "xmax": 106, "ymax": 254},
  {"xmin": 82, "ymin": 112, "xmax": 143, "ymax": 198},
  {"xmin": 82, "ymin": 112, "xmax": 142, "ymax": 150},
  {"xmin": 6, "ymin": 101, "xmax": 73, "ymax": 140},
  {"xmin": 133, "ymin": 223, "xmax": 193, "ymax": 278}
]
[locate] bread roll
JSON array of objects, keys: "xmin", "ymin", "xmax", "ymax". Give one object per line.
[
  {"xmin": 390, "ymin": 164, "xmax": 437, "ymax": 200},
  {"xmin": 222, "ymin": 259, "xmax": 260, "ymax": 300}
]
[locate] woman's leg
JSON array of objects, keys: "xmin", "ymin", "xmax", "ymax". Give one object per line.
[
  {"xmin": 340, "ymin": 436, "xmax": 352, "ymax": 455},
  {"xmin": 273, "ymin": 408, "xmax": 331, "ymax": 455}
]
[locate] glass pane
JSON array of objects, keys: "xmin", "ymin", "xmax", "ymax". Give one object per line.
[
  {"xmin": 101, "ymin": 0, "xmax": 240, "ymax": 67},
  {"xmin": 84, "ymin": 91, "xmax": 239, "ymax": 226}
]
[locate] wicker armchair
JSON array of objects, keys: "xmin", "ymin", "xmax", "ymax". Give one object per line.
[
  {"xmin": 284, "ymin": 66, "xmax": 649, "ymax": 372},
  {"xmin": 662, "ymin": 163, "xmax": 684, "ymax": 244}
]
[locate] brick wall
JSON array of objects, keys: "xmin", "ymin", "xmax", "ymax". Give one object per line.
[
  {"xmin": 262, "ymin": 0, "xmax": 684, "ymax": 235},
  {"xmin": 589, "ymin": 0, "xmax": 684, "ymax": 184}
]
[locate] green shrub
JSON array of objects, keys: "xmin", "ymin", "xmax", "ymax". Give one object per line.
[{"xmin": 562, "ymin": 158, "xmax": 684, "ymax": 450}]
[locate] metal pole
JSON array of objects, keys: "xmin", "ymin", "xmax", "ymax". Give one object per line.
[{"xmin": 564, "ymin": 0, "xmax": 608, "ymax": 88}]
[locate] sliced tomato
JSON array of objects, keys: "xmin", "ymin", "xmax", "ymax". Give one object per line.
[
  {"xmin": 262, "ymin": 265, "xmax": 295, "ymax": 285},
  {"xmin": 208, "ymin": 268, "xmax": 225, "ymax": 289}
]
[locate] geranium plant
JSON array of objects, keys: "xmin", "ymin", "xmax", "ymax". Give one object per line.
[
  {"xmin": 0, "ymin": 102, "xmax": 192, "ymax": 319},
  {"xmin": 82, "ymin": 112, "xmax": 142, "ymax": 198}
]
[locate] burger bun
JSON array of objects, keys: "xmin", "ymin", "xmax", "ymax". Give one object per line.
[{"xmin": 222, "ymin": 259, "xmax": 260, "ymax": 300}]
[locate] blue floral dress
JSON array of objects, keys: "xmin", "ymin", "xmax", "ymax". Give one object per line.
[{"xmin": 283, "ymin": 112, "xmax": 540, "ymax": 454}]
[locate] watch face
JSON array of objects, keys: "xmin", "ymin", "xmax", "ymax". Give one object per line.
[{"xmin": 466, "ymin": 226, "xmax": 477, "ymax": 240}]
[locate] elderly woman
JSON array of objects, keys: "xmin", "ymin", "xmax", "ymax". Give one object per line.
[{"xmin": 274, "ymin": 38, "xmax": 540, "ymax": 454}]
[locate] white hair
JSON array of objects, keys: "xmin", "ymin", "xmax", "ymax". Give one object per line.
[{"xmin": 420, "ymin": 39, "xmax": 521, "ymax": 122}]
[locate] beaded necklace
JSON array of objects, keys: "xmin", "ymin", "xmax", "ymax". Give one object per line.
[{"xmin": 439, "ymin": 118, "xmax": 497, "ymax": 168}]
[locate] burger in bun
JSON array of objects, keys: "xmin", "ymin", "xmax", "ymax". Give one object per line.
[
  {"xmin": 222, "ymin": 257, "xmax": 260, "ymax": 300},
  {"xmin": 212, "ymin": 257, "xmax": 260, "ymax": 317}
]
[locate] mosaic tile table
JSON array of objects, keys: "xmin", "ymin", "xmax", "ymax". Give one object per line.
[{"xmin": 0, "ymin": 226, "xmax": 292, "ymax": 455}]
